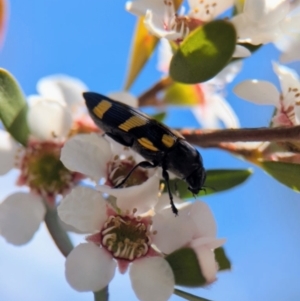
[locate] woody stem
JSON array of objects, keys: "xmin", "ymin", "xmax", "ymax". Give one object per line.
[{"xmin": 180, "ymin": 126, "xmax": 300, "ymax": 148}]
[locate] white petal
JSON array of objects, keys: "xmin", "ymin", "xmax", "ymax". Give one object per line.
[
  {"xmin": 278, "ymin": 38, "xmax": 300, "ymax": 63},
  {"xmin": 232, "ymin": 13, "xmax": 281, "ymax": 45},
  {"xmin": 182, "ymin": 201, "xmax": 217, "ymax": 238},
  {"xmin": 194, "ymin": 93, "xmax": 240, "ymax": 129},
  {"xmin": 272, "ymin": 62, "xmax": 300, "ymax": 97},
  {"xmin": 65, "ymin": 243, "xmax": 116, "ymax": 292},
  {"xmin": 130, "ymin": 257, "xmax": 174, "ymax": 301},
  {"xmin": 244, "ymin": 0, "xmax": 289, "ymax": 26},
  {"xmin": 58, "ymin": 186, "xmax": 108, "ymax": 233},
  {"xmin": 108, "ymin": 91, "xmax": 138, "ymax": 108},
  {"xmin": 27, "ymin": 99, "xmax": 72, "ymax": 140},
  {"xmin": 98, "ymin": 174, "xmax": 160, "ymax": 214},
  {"xmin": 232, "ymin": 45, "xmax": 251, "ymax": 58},
  {"xmin": 144, "ymin": 10, "xmax": 184, "ymax": 41},
  {"xmin": 234, "ymin": 80, "xmax": 280, "ymax": 105},
  {"xmin": 191, "ymin": 237, "xmax": 226, "ymax": 250},
  {"xmin": 37, "ymin": 75, "xmax": 87, "ymax": 109},
  {"xmin": 157, "ymin": 38, "xmax": 173, "ymax": 74},
  {"xmin": 0, "ymin": 130, "xmax": 19, "ymax": 175},
  {"xmin": 188, "ymin": 0, "xmax": 234, "ymax": 21},
  {"xmin": 152, "ymin": 195, "xmax": 194, "ymax": 254},
  {"xmin": 126, "ymin": 0, "xmax": 166, "ymax": 16},
  {"xmin": 192, "ymin": 105, "xmax": 219, "ymax": 128},
  {"xmin": 194, "ymin": 246, "xmax": 218, "ymax": 283},
  {"xmin": 210, "ymin": 61, "xmax": 243, "ymax": 86},
  {"xmin": 0, "ymin": 192, "xmax": 45, "ymax": 245},
  {"xmin": 61, "ymin": 133, "xmax": 112, "ymax": 182}
]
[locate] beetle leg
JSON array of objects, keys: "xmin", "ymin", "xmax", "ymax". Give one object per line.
[
  {"xmin": 162, "ymin": 169, "xmax": 178, "ymax": 216},
  {"xmin": 114, "ymin": 160, "xmax": 158, "ymax": 188}
]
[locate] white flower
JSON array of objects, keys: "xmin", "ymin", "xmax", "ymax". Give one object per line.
[
  {"xmin": 191, "ymin": 62, "xmax": 241, "ymax": 129},
  {"xmin": 153, "ymin": 194, "xmax": 225, "ymax": 283},
  {"xmin": 58, "ymin": 186, "xmax": 223, "ymax": 298},
  {"xmin": 0, "ymin": 75, "xmax": 89, "ymax": 245},
  {"xmin": 60, "ymin": 133, "xmax": 160, "ymax": 214},
  {"xmin": 57, "ymin": 186, "xmax": 174, "ymax": 300},
  {"xmin": 27, "ymin": 75, "xmax": 89, "ymax": 140},
  {"xmin": 0, "ymin": 192, "xmax": 46, "ymax": 245},
  {"xmin": 234, "ymin": 62, "xmax": 300, "ymax": 126},
  {"xmin": 273, "ymin": 4, "xmax": 300, "ymax": 62},
  {"xmin": 232, "ymin": 0, "xmax": 293, "ymax": 45},
  {"xmin": 126, "ymin": 0, "xmax": 185, "ymax": 40},
  {"xmin": 126, "ymin": 0, "xmax": 235, "ymax": 42},
  {"xmin": 158, "ymin": 38, "xmax": 240, "ymax": 128}
]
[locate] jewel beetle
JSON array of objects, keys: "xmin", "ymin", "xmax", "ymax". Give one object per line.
[{"xmin": 83, "ymin": 92, "xmax": 206, "ymax": 215}]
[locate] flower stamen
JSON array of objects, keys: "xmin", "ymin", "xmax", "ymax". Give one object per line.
[{"xmin": 101, "ymin": 214, "xmax": 151, "ymax": 261}]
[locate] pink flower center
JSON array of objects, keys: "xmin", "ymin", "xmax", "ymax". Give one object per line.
[
  {"xmin": 16, "ymin": 140, "xmax": 83, "ymax": 204},
  {"xmin": 273, "ymin": 87, "xmax": 300, "ymax": 127},
  {"xmin": 106, "ymin": 156, "xmax": 148, "ymax": 188}
]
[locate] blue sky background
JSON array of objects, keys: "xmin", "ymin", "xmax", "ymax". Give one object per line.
[{"xmin": 1, "ymin": 1, "xmax": 300, "ymax": 301}]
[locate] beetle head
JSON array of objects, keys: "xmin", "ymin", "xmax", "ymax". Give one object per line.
[{"xmin": 186, "ymin": 167, "xmax": 206, "ymax": 195}]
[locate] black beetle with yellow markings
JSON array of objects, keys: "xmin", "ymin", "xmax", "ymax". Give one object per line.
[{"xmin": 83, "ymin": 92, "xmax": 206, "ymax": 215}]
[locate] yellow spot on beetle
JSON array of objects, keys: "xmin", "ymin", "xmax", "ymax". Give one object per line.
[
  {"xmin": 119, "ymin": 116, "xmax": 147, "ymax": 132},
  {"xmin": 93, "ymin": 100, "xmax": 112, "ymax": 119},
  {"xmin": 162, "ymin": 134, "xmax": 175, "ymax": 148},
  {"xmin": 137, "ymin": 138, "xmax": 159, "ymax": 151},
  {"xmin": 171, "ymin": 129, "xmax": 184, "ymax": 139}
]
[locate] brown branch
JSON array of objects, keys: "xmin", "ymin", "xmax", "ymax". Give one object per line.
[
  {"xmin": 181, "ymin": 126, "xmax": 300, "ymax": 148},
  {"xmin": 138, "ymin": 76, "xmax": 173, "ymax": 107}
]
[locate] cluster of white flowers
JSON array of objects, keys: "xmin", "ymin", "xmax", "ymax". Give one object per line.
[
  {"xmin": 235, "ymin": 62, "xmax": 300, "ymax": 127},
  {"xmin": 157, "ymin": 37, "xmax": 241, "ymax": 129},
  {"xmin": 126, "ymin": 0, "xmax": 300, "ymax": 62},
  {"xmin": 0, "ymin": 76, "xmax": 91, "ymax": 245},
  {"xmin": 3, "ymin": 1, "xmax": 300, "ymax": 300},
  {"xmin": 58, "ymin": 133, "xmax": 225, "ymax": 300},
  {"xmin": 0, "ymin": 73, "xmax": 224, "ymax": 300}
]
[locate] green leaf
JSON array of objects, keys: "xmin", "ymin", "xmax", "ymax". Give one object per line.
[
  {"xmin": 170, "ymin": 20, "xmax": 236, "ymax": 84},
  {"xmin": 163, "ymin": 82, "xmax": 201, "ymax": 106},
  {"xmin": 214, "ymin": 247, "xmax": 231, "ymax": 271},
  {"xmin": 174, "ymin": 289, "xmax": 213, "ymax": 301},
  {"xmin": 151, "ymin": 112, "xmax": 167, "ymax": 122},
  {"xmin": 261, "ymin": 161, "xmax": 300, "ymax": 192},
  {"xmin": 0, "ymin": 68, "xmax": 29, "ymax": 145},
  {"xmin": 162, "ymin": 169, "xmax": 252, "ymax": 199},
  {"xmin": 165, "ymin": 248, "xmax": 206, "ymax": 287}
]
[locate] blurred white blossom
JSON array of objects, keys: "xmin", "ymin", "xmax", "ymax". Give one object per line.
[
  {"xmin": 158, "ymin": 38, "xmax": 240, "ymax": 129},
  {"xmin": 234, "ymin": 62, "xmax": 300, "ymax": 126},
  {"xmin": 232, "ymin": 0, "xmax": 300, "ymax": 46},
  {"xmin": 0, "ymin": 75, "xmax": 89, "ymax": 245},
  {"xmin": 126, "ymin": 0, "xmax": 235, "ymax": 42},
  {"xmin": 58, "ymin": 186, "xmax": 224, "ymax": 299}
]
